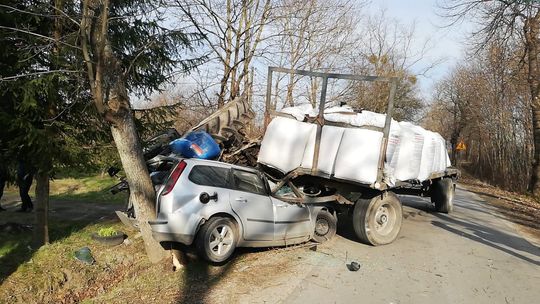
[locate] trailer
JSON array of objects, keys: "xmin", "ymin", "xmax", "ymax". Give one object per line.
[{"xmin": 260, "ymin": 67, "xmax": 459, "ymax": 246}]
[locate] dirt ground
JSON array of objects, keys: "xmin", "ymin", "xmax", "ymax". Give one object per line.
[{"xmin": 1, "ymin": 180, "xmax": 539, "ymax": 303}]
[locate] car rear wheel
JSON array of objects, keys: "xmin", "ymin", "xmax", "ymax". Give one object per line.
[
  {"xmin": 312, "ymin": 210, "xmax": 337, "ymax": 243},
  {"xmin": 196, "ymin": 217, "xmax": 238, "ymax": 263},
  {"xmin": 352, "ymin": 192, "xmax": 402, "ymax": 246}
]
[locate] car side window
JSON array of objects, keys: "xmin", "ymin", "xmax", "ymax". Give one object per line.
[
  {"xmin": 188, "ymin": 165, "xmax": 230, "ymax": 189},
  {"xmin": 232, "ymin": 170, "xmax": 267, "ymax": 195}
]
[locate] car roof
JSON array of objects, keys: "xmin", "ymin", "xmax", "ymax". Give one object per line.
[{"xmin": 174, "ymin": 156, "xmax": 260, "ymax": 173}]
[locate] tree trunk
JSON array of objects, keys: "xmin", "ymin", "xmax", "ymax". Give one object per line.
[
  {"xmin": 530, "ymin": 106, "xmax": 540, "ymax": 196},
  {"xmin": 450, "ymin": 137, "xmax": 458, "ymax": 166},
  {"xmin": 108, "ymin": 106, "xmax": 167, "ymax": 263},
  {"xmin": 33, "ymin": 172, "xmax": 49, "ymax": 248},
  {"xmin": 218, "ymin": 59, "xmax": 231, "ymax": 108},
  {"xmin": 525, "ymin": 14, "xmax": 540, "ymax": 196},
  {"xmin": 80, "ymin": 0, "xmax": 168, "ymax": 263},
  {"xmin": 286, "ymin": 73, "xmax": 295, "ymax": 107}
]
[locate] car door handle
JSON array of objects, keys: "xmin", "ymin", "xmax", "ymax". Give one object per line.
[
  {"xmin": 235, "ymin": 198, "xmax": 247, "ymax": 203},
  {"xmin": 276, "ymin": 204, "xmax": 289, "ymax": 208}
]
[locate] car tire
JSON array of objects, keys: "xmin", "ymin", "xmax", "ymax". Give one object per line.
[
  {"xmin": 352, "ymin": 192, "xmax": 402, "ymax": 246},
  {"xmin": 431, "ymin": 178, "xmax": 454, "ymax": 214},
  {"xmin": 196, "ymin": 217, "xmax": 238, "ymax": 263},
  {"xmin": 312, "ymin": 210, "xmax": 337, "ymax": 243}
]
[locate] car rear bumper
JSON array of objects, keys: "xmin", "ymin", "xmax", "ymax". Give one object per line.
[
  {"xmin": 148, "ymin": 213, "xmax": 200, "ymax": 245},
  {"xmin": 151, "ymin": 230, "xmax": 194, "ymax": 245}
]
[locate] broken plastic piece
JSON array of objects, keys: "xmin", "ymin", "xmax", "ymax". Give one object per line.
[{"xmin": 74, "ymin": 247, "xmax": 95, "ymax": 265}]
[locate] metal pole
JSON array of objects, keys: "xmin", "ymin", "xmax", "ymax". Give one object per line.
[
  {"xmin": 376, "ymin": 78, "xmax": 398, "ymax": 187},
  {"xmin": 311, "ymin": 76, "xmax": 328, "ymax": 174}
]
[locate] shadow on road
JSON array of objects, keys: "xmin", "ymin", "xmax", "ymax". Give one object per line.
[
  {"xmin": 431, "ymin": 213, "xmax": 540, "ymax": 266},
  {"xmin": 402, "ymin": 190, "xmax": 540, "ymax": 266},
  {"xmin": 335, "ymin": 195, "xmax": 435, "ymax": 243},
  {"xmin": 461, "ymin": 189, "xmax": 540, "ymax": 232},
  {"xmin": 175, "ymin": 260, "xmax": 235, "ymax": 304},
  {"xmin": 0, "ymin": 195, "xmax": 120, "ymax": 283},
  {"xmin": 172, "ymin": 243, "xmax": 241, "ymax": 304},
  {"xmin": 0, "ymin": 220, "xmax": 92, "ymax": 283}
]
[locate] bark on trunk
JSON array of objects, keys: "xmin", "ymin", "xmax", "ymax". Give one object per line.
[
  {"xmin": 525, "ymin": 14, "xmax": 540, "ymax": 196},
  {"xmin": 109, "ymin": 109, "xmax": 168, "ymax": 263},
  {"xmin": 530, "ymin": 106, "xmax": 540, "ymax": 196},
  {"xmin": 33, "ymin": 172, "xmax": 49, "ymax": 248},
  {"xmin": 218, "ymin": 66, "xmax": 229, "ymax": 108}
]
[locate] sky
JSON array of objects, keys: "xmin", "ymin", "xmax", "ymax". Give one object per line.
[
  {"xmin": 366, "ymin": 0, "xmax": 473, "ymax": 100},
  {"xmin": 133, "ymin": 0, "xmax": 475, "ymax": 109}
]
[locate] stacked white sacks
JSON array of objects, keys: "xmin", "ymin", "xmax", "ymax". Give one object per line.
[{"xmin": 257, "ymin": 105, "xmax": 451, "ymax": 185}]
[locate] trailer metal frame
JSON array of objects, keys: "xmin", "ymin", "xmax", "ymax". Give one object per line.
[{"xmin": 263, "ymin": 66, "xmax": 459, "ymax": 200}]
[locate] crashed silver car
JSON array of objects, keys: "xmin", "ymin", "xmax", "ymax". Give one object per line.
[{"xmin": 149, "ymin": 158, "xmax": 337, "ymax": 263}]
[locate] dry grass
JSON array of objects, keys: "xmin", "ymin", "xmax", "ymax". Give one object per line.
[
  {"xmin": 0, "ymin": 170, "xmax": 305, "ymax": 304},
  {"xmin": 3, "ymin": 175, "xmax": 126, "ymax": 205}
]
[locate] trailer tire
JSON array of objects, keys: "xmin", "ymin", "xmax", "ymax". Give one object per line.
[
  {"xmin": 431, "ymin": 178, "xmax": 454, "ymax": 214},
  {"xmin": 352, "ymin": 192, "xmax": 402, "ymax": 246}
]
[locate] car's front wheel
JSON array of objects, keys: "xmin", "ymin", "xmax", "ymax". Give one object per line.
[
  {"xmin": 312, "ymin": 210, "xmax": 337, "ymax": 243},
  {"xmin": 196, "ymin": 217, "xmax": 238, "ymax": 263}
]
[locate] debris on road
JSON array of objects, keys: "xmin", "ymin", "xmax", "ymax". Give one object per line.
[{"xmin": 347, "ymin": 261, "xmax": 361, "ymax": 271}]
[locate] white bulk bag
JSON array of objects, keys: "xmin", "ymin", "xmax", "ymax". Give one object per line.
[
  {"xmin": 392, "ymin": 122, "xmax": 425, "ymax": 181},
  {"xmin": 301, "ymin": 125, "xmax": 345, "ymax": 174},
  {"xmin": 258, "ymin": 117, "xmax": 316, "ymax": 173},
  {"xmin": 281, "ymin": 104, "xmax": 317, "ymax": 121},
  {"xmin": 350, "ymin": 110, "xmax": 387, "ymax": 128},
  {"xmin": 269, "ymin": 106, "xmax": 453, "ymax": 185},
  {"xmin": 333, "ymin": 128, "xmax": 383, "ymax": 184},
  {"xmin": 386, "ymin": 122, "xmax": 402, "ymax": 165},
  {"xmin": 432, "ymin": 134, "xmax": 451, "ymax": 172},
  {"xmin": 417, "ymin": 131, "xmax": 438, "ymax": 181}
]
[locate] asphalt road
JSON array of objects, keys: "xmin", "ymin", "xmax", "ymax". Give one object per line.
[{"xmin": 235, "ymin": 186, "xmax": 540, "ymax": 304}]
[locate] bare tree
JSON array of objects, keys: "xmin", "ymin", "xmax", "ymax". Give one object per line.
[
  {"xmin": 266, "ymin": 0, "xmax": 363, "ymax": 108},
  {"xmin": 440, "ymin": 0, "xmax": 540, "ymax": 195},
  {"xmin": 173, "ymin": 0, "xmax": 273, "ymax": 107},
  {"xmin": 345, "ymin": 10, "xmax": 435, "ymax": 121},
  {"xmin": 427, "ymin": 65, "xmax": 472, "ymax": 165},
  {"xmin": 426, "ymin": 43, "xmax": 533, "ymax": 191}
]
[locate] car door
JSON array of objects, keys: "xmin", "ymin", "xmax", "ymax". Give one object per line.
[
  {"xmin": 271, "ymin": 197, "xmax": 312, "ymax": 241},
  {"xmin": 230, "ymin": 169, "xmax": 275, "ymax": 241},
  {"xmin": 186, "ymin": 164, "xmax": 232, "ymax": 211}
]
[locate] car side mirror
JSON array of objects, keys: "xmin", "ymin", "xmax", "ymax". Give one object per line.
[{"xmin": 200, "ymin": 192, "xmax": 218, "ymax": 204}]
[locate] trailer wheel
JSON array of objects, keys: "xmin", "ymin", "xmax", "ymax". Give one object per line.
[
  {"xmin": 312, "ymin": 210, "xmax": 337, "ymax": 243},
  {"xmin": 352, "ymin": 192, "xmax": 402, "ymax": 246},
  {"xmin": 431, "ymin": 178, "xmax": 454, "ymax": 214}
]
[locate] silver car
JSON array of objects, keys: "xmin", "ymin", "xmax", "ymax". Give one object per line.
[{"xmin": 149, "ymin": 158, "xmax": 337, "ymax": 263}]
